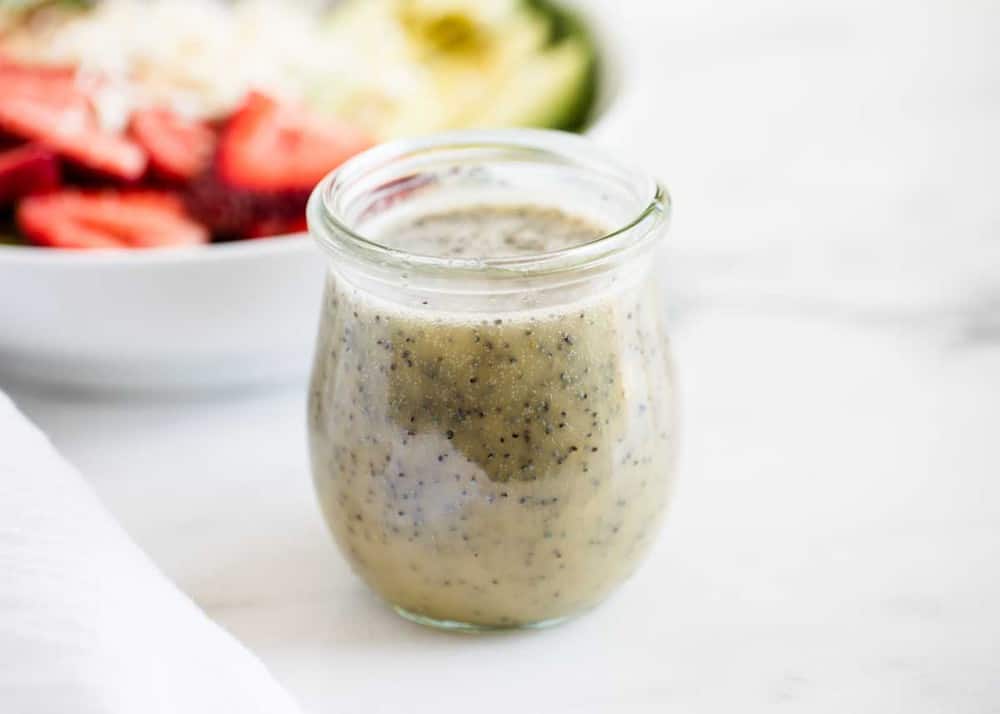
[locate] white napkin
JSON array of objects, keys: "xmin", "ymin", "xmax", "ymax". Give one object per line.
[{"xmin": 0, "ymin": 392, "xmax": 302, "ymax": 714}]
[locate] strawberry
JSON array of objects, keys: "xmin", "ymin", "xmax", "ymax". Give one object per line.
[
  {"xmin": 129, "ymin": 106, "xmax": 215, "ymax": 182},
  {"xmin": 246, "ymin": 214, "xmax": 308, "ymax": 238},
  {"xmin": 185, "ymin": 91, "xmax": 371, "ymax": 237},
  {"xmin": 216, "ymin": 91, "xmax": 373, "ymax": 193},
  {"xmin": 0, "ymin": 56, "xmax": 78, "ymax": 79},
  {"xmin": 0, "ymin": 60, "xmax": 147, "ymax": 180},
  {"xmin": 17, "ymin": 190, "xmax": 208, "ymax": 250},
  {"xmin": 184, "ymin": 168, "xmax": 311, "ymax": 239},
  {"xmin": 183, "ymin": 171, "xmax": 260, "ymax": 237},
  {"xmin": 0, "ymin": 144, "xmax": 60, "ymax": 206},
  {"xmin": 0, "ymin": 58, "xmax": 86, "ymax": 110}
]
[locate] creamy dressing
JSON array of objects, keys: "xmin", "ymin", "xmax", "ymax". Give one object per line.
[
  {"xmin": 308, "ymin": 204, "xmax": 676, "ymax": 627},
  {"xmin": 375, "ymin": 204, "xmax": 604, "ymax": 258}
]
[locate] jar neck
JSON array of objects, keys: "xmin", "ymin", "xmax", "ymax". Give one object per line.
[{"xmin": 307, "ymin": 129, "xmax": 670, "ymax": 312}]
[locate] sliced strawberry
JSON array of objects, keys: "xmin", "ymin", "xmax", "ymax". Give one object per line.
[
  {"xmin": 0, "ymin": 58, "xmax": 87, "ymax": 111},
  {"xmin": 129, "ymin": 106, "xmax": 215, "ymax": 182},
  {"xmin": 17, "ymin": 190, "xmax": 208, "ymax": 250},
  {"xmin": 0, "ymin": 144, "xmax": 60, "ymax": 205},
  {"xmin": 216, "ymin": 91, "xmax": 373, "ymax": 192},
  {"xmin": 0, "ymin": 96, "xmax": 146, "ymax": 180},
  {"xmin": 0, "ymin": 61, "xmax": 146, "ymax": 180},
  {"xmin": 0, "ymin": 56, "xmax": 78, "ymax": 80},
  {"xmin": 184, "ymin": 169, "xmax": 311, "ymax": 239},
  {"xmin": 246, "ymin": 213, "xmax": 308, "ymax": 238},
  {"xmin": 186, "ymin": 91, "xmax": 372, "ymax": 238},
  {"xmin": 184, "ymin": 171, "xmax": 260, "ymax": 237}
]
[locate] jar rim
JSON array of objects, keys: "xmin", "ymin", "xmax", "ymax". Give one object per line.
[{"xmin": 307, "ymin": 129, "xmax": 670, "ymax": 279}]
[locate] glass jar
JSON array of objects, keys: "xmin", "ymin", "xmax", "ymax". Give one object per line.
[{"xmin": 306, "ymin": 129, "xmax": 676, "ymax": 630}]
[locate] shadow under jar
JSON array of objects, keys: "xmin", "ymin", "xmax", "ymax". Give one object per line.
[{"xmin": 307, "ymin": 129, "xmax": 676, "ymax": 631}]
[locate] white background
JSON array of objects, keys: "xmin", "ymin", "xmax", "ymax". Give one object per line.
[{"xmin": 6, "ymin": 0, "xmax": 1000, "ymax": 711}]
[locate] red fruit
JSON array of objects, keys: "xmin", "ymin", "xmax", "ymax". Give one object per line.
[
  {"xmin": 246, "ymin": 213, "xmax": 308, "ymax": 238},
  {"xmin": 184, "ymin": 171, "xmax": 305, "ymax": 239},
  {"xmin": 216, "ymin": 91, "xmax": 373, "ymax": 192},
  {"xmin": 0, "ymin": 96, "xmax": 146, "ymax": 180},
  {"xmin": 129, "ymin": 106, "xmax": 215, "ymax": 182},
  {"xmin": 17, "ymin": 190, "xmax": 208, "ymax": 250},
  {"xmin": 0, "ymin": 56, "xmax": 78, "ymax": 79},
  {"xmin": 183, "ymin": 171, "xmax": 261, "ymax": 237},
  {"xmin": 186, "ymin": 91, "xmax": 372, "ymax": 237},
  {"xmin": 0, "ymin": 58, "xmax": 87, "ymax": 111},
  {"xmin": 0, "ymin": 144, "xmax": 60, "ymax": 205},
  {"xmin": 0, "ymin": 61, "xmax": 146, "ymax": 180}
]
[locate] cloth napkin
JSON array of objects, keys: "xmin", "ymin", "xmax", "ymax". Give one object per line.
[{"xmin": 0, "ymin": 392, "xmax": 301, "ymax": 714}]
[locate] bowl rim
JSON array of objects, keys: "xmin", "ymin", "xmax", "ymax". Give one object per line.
[{"xmin": 0, "ymin": 0, "xmax": 627, "ymax": 268}]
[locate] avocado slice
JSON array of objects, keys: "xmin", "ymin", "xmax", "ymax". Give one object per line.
[
  {"xmin": 430, "ymin": 0, "xmax": 598, "ymax": 131},
  {"xmin": 313, "ymin": 0, "xmax": 598, "ymax": 136},
  {"xmin": 464, "ymin": 34, "xmax": 595, "ymax": 131},
  {"xmin": 517, "ymin": 0, "xmax": 597, "ymax": 130}
]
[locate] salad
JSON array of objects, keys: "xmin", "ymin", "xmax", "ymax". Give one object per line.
[{"xmin": 0, "ymin": 0, "xmax": 597, "ymax": 249}]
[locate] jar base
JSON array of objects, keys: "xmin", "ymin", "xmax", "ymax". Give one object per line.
[{"xmin": 392, "ymin": 605, "xmax": 573, "ymax": 633}]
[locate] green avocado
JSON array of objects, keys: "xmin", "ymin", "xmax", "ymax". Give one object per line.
[
  {"xmin": 466, "ymin": 33, "xmax": 596, "ymax": 131},
  {"xmin": 435, "ymin": 0, "xmax": 598, "ymax": 131},
  {"xmin": 518, "ymin": 0, "xmax": 598, "ymax": 130},
  {"xmin": 316, "ymin": 0, "xmax": 598, "ymax": 135}
]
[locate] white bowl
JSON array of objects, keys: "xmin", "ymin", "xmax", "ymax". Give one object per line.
[{"xmin": 0, "ymin": 0, "xmax": 630, "ymax": 392}]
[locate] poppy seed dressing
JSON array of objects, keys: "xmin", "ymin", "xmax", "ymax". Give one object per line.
[{"xmin": 308, "ymin": 204, "xmax": 676, "ymax": 628}]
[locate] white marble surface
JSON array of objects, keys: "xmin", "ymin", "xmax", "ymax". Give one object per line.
[{"xmin": 4, "ymin": 0, "xmax": 1000, "ymax": 711}]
